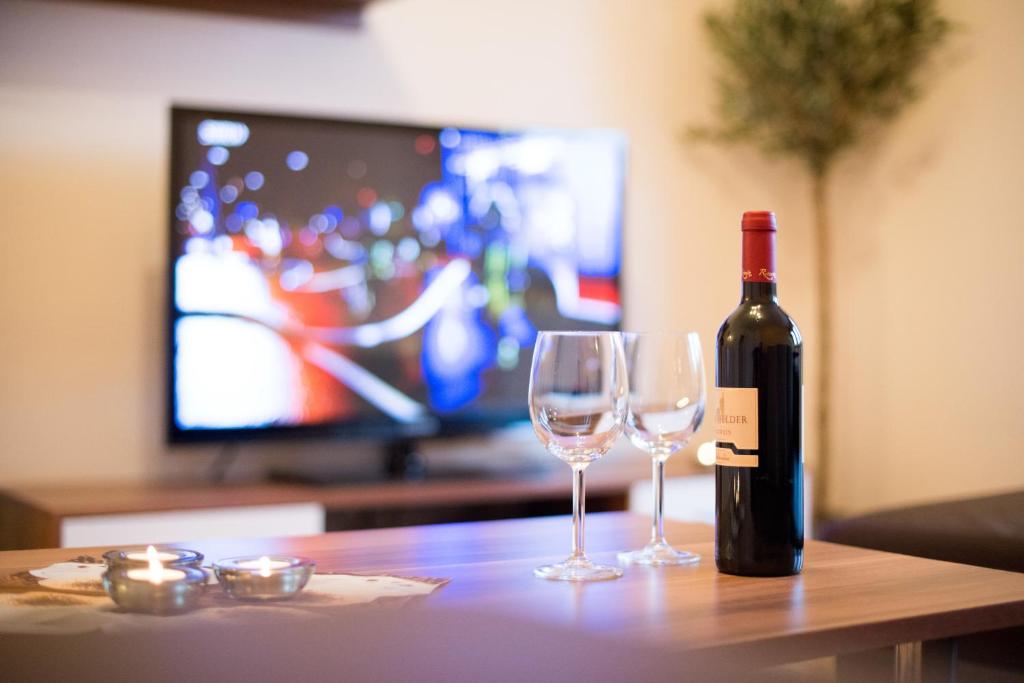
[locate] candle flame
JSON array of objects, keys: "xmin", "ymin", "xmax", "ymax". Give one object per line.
[
  {"xmin": 146, "ymin": 545, "xmax": 165, "ymax": 585},
  {"xmin": 258, "ymin": 555, "xmax": 273, "ymax": 578}
]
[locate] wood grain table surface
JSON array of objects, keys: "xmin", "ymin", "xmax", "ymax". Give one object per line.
[{"xmin": 2, "ymin": 512, "xmax": 1022, "ymax": 671}]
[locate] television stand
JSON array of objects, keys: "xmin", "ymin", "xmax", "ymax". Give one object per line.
[
  {"xmin": 0, "ymin": 455, "xmax": 702, "ymax": 549},
  {"xmin": 268, "ymin": 438, "xmax": 549, "ymax": 486}
]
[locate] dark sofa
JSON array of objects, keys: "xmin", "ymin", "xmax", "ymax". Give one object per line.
[
  {"xmin": 820, "ymin": 490, "xmax": 1024, "ymax": 573},
  {"xmin": 820, "ymin": 490, "xmax": 1024, "ymax": 675}
]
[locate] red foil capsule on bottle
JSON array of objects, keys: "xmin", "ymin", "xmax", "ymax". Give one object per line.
[{"xmin": 741, "ymin": 211, "xmax": 777, "ymax": 283}]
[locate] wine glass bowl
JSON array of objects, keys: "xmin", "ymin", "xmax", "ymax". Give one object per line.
[
  {"xmin": 625, "ymin": 400, "xmax": 704, "ymax": 459},
  {"xmin": 529, "ymin": 331, "xmax": 628, "ymax": 581},
  {"xmin": 534, "ymin": 397, "xmax": 624, "ymax": 465},
  {"xmin": 618, "ymin": 332, "xmax": 707, "ymax": 566}
]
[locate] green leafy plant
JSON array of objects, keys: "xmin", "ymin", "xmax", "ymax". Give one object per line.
[{"xmin": 693, "ymin": 0, "xmax": 949, "ymax": 515}]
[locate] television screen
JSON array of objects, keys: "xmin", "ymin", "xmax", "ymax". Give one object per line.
[{"xmin": 168, "ymin": 107, "xmax": 626, "ymax": 442}]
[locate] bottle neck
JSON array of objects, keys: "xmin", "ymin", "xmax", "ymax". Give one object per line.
[
  {"xmin": 740, "ymin": 229, "xmax": 778, "ymax": 302},
  {"xmin": 742, "ymin": 281, "xmax": 778, "ymax": 302}
]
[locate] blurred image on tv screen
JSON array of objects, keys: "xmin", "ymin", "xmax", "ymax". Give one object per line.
[{"xmin": 170, "ymin": 109, "xmax": 625, "ymax": 434}]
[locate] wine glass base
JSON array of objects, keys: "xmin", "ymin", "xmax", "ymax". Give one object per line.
[
  {"xmin": 617, "ymin": 543, "xmax": 700, "ymax": 566},
  {"xmin": 534, "ymin": 556, "xmax": 623, "ymax": 582}
]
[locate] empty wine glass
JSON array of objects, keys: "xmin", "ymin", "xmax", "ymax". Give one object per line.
[
  {"xmin": 529, "ymin": 331, "xmax": 628, "ymax": 581},
  {"xmin": 617, "ymin": 332, "xmax": 706, "ymax": 565}
]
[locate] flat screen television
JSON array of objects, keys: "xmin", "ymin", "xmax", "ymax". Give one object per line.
[{"xmin": 167, "ymin": 106, "xmax": 626, "ymax": 446}]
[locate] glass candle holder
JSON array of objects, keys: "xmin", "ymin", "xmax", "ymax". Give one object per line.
[
  {"xmin": 102, "ymin": 565, "xmax": 207, "ymax": 615},
  {"xmin": 213, "ymin": 556, "xmax": 315, "ymax": 601}
]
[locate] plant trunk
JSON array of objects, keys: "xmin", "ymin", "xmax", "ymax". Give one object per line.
[{"xmin": 812, "ymin": 170, "xmax": 831, "ymax": 521}]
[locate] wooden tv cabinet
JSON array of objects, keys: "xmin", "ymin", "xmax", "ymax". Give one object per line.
[{"xmin": 0, "ymin": 455, "xmax": 684, "ymax": 550}]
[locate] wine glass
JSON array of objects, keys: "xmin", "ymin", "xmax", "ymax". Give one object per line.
[
  {"xmin": 529, "ymin": 331, "xmax": 628, "ymax": 581},
  {"xmin": 617, "ymin": 332, "xmax": 706, "ymax": 565}
]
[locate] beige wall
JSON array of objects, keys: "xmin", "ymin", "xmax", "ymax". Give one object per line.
[
  {"xmin": 0, "ymin": 0, "xmax": 1020, "ymax": 515},
  {"xmin": 827, "ymin": 0, "xmax": 1024, "ymax": 514}
]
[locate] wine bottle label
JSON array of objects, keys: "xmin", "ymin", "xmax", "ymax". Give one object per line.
[{"xmin": 715, "ymin": 387, "xmax": 759, "ymax": 467}]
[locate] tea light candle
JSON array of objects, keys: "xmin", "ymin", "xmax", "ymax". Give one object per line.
[
  {"xmin": 102, "ymin": 548, "xmax": 206, "ymax": 615},
  {"xmin": 103, "ymin": 545, "xmax": 203, "ymax": 570},
  {"xmin": 126, "ymin": 549, "xmax": 179, "ymax": 563},
  {"xmin": 237, "ymin": 556, "xmax": 292, "ymax": 577},
  {"xmin": 214, "ymin": 555, "xmax": 315, "ymax": 601},
  {"xmin": 126, "ymin": 564, "xmax": 187, "ymax": 583}
]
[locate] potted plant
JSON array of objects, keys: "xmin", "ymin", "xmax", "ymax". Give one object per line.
[{"xmin": 693, "ymin": 0, "xmax": 950, "ymax": 516}]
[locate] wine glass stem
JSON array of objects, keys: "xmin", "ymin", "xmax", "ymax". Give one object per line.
[
  {"xmin": 572, "ymin": 464, "xmax": 587, "ymax": 559},
  {"xmin": 652, "ymin": 457, "xmax": 666, "ymax": 545}
]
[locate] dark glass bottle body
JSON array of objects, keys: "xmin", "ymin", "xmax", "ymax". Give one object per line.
[{"xmin": 715, "ymin": 281, "xmax": 804, "ymax": 576}]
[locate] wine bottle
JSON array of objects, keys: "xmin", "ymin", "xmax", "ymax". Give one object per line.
[{"xmin": 715, "ymin": 210, "xmax": 804, "ymax": 576}]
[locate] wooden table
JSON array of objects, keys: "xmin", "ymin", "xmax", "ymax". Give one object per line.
[{"xmin": 2, "ymin": 513, "xmax": 1022, "ymax": 681}]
